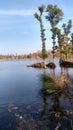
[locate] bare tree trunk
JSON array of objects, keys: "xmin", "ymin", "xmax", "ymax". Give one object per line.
[{"xmin": 43, "ymin": 59, "xmax": 46, "ymax": 69}]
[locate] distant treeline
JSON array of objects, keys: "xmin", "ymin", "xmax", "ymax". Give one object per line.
[
  {"xmin": 0, "ymin": 51, "xmax": 60, "ymax": 60},
  {"xmin": 0, "ymin": 51, "xmax": 42, "ymax": 60}
]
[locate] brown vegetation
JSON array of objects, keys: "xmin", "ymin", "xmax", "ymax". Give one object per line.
[
  {"xmin": 27, "ymin": 62, "xmax": 46, "ymax": 68},
  {"xmin": 27, "ymin": 62, "xmax": 56, "ymax": 69},
  {"xmin": 60, "ymin": 59, "xmax": 73, "ymax": 67},
  {"xmin": 46, "ymin": 62, "xmax": 56, "ymax": 69},
  {"xmin": 41, "ymin": 74, "xmax": 70, "ymax": 95},
  {"xmin": 56, "ymin": 74, "xmax": 70, "ymax": 88},
  {"xmin": 0, "ymin": 51, "xmax": 59, "ymax": 60}
]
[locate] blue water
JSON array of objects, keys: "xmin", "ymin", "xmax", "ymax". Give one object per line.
[{"xmin": 0, "ymin": 59, "xmax": 73, "ymax": 130}]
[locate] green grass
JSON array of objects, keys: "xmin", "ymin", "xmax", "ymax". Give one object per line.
[{"xmin": 41, "ymin": 74, "xmax": 61, "ymax": 95}]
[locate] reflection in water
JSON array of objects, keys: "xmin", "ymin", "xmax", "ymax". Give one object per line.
[
  {"xmin": 40, "ymin": 69, "xmax": 73, "ymax": 130},
  {"xmin": 8, "ymin": 104, "xmax": 38, "ymax": 130},
  {"xmin": 0, "ymin": 59, "xmax": 73, "ymax": 130}
]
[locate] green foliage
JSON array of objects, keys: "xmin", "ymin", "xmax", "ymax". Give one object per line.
[
  {"xmin": 62, "ymin": 20, "xmax": 72, "ymax": 35},
  {"xmin": 38, "ymin": 5, "xmax": 45, "ymax": 16},
  {"xmin": 34, "ymin": 4, "xmax": 73, "ymax": 61},
  {"xmin": 42, "ymin": 49, "xmax": 48, "ymax": 59},
  {"xmin": 41, "ymin": 74, "xmax": 61, "ymax": 95},
  {"xmin": 46, "ymin": 4, "xmax": 63, "ymax": 27},
  {"xmin": 34, "ymin": 5, "xmax": 48, "ymax": 61},
  {"xmin": 56, "ymin": 19, "xmax": 72, "ymax": 60},
  {"xmin": 61, "ymin": 20, "xmax": 72, "ymax": 59},
  {"xmin": 46, "ymin": 4, "xmax": 64, "ymax": 62},
  {"xmin": 56, "ymin": 28, "xmax": 64, "ymax": 58},
  {"xmin": 34, "ymin": 13, "xmax": 41, "ymax": 22}
]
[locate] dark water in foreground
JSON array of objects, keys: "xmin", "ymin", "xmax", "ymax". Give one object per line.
[{"xmin": 0, "ymin": 59, "xmax": 73, "ymax": 130}]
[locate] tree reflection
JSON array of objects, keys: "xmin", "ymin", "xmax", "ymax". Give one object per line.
[{"xmin": 39, "ymin": 71, "xmax": 73, "ymax": 130}]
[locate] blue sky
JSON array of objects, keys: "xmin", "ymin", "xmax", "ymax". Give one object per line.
[{"xmin": 0, "ymin": 0, "xmax": 73, "ymax": 55}]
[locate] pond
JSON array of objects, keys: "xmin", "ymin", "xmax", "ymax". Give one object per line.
[{"xmin": 0, "ymin": 58, "xmax": 73, "ymax": 130}]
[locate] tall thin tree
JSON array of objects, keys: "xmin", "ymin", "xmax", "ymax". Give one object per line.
[
  {"xmin": 62, "ymin": 20, "xmax": 72, "ymax": 59},
  {"xmin": 56, "ymin": 28, "xmax": 64, "ymax": 59},
  {"xmin": 34, "ymin": 5, "xmax": 48, "ymax": 68},
  {"xmin": 46, "ymin": 4, "xmax": 63, "ymax": 62}
]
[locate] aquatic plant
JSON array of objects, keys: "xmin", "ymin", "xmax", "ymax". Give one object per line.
[{"xmin": 41, "ymin": 74, "xmax": 70, "ymax": 95}]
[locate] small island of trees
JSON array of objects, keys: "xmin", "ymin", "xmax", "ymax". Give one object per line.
[
  {"xmin": 0, "ymin": 4, "xmax": 73, "ymax": 68},
  {"xmin": 34, "ymin": 4, "xmax": 73, "ymax": 68}
]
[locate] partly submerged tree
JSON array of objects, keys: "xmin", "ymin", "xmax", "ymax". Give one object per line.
[
  {"xmin": 71, "ymin": 33, "xmax": 73, "ymax": 59},
  {"xmin": 62, "ymin": 20, "xmax": 72, "ymax": 59},
  {"xmin": 46, "ymin": 4, "xmax": 64, "ymax": 62},
  {"xmin": 34, "ymin": 5, "xmax": 48, "ymax": 68},
  {"xmin": 56, "ymin": 20, "xmax": 72, "ymax": 60},
  {"xmin": 56, "ymin": 28, "xmax": 64, "ymax": 59}
]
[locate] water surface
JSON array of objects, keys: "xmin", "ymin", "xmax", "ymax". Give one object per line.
[{"xmin": 0, "ymin": 59, "xmax": 73, "ymax": 130}]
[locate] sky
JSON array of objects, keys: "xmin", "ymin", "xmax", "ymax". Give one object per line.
[{"xmin": 0, "ymin": 0, "xmax": 73, "ymax": 55}]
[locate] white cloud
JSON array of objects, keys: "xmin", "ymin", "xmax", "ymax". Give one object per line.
[{"xmin": 0, "ymin": 9, "xmax": 35, "ymax": 16}]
